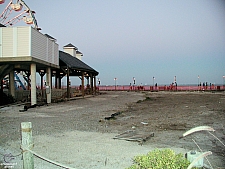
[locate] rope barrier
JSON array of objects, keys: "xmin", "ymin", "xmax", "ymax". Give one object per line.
[
  {"xmin": 21, "ymin": 145, "xmax": 77, "ymax": 169},
  {"xmin": 192, "ymin": 139, "xmax": 213, "ymax": 169},
  {"xmin": 0, "ymin": 152, "xmax": 22, "ymax": 157}
]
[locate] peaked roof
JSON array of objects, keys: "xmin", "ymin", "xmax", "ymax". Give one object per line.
[
  {"xmin": 76, "ymin": 50, "xmax": 83, "ymax": 56},
  {"xmin": 63, "ymin": 43, "xmax": 78, "ymax": 50},
  {"xmin": 59, "ymin": 51, "xmax": 98, "ymax": 75}
]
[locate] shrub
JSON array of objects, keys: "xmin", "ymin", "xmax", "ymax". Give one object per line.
[{"xmin": 127, "ymin": 149, "xmax": 197, "ymax": 169}]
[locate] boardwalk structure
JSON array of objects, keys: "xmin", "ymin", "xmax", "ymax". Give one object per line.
[{"xmin": 0, "ymin": 26, "xmax": 98, "ymax": 105}]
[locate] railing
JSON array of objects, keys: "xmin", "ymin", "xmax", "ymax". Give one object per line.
[
  {"xmin": 2, "ymin": 85, "xmax": 224, "ymax": 104},
  {"xmin": 96, "ymin": 85, "xmax": 225, "ymax": 91}
]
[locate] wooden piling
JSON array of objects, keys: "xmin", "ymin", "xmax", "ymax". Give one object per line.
[{"xmin": 21, "ymin": 122, "xmax": 34, "ymax": 169}]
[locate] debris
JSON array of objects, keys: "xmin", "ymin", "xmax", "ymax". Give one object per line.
[
  {"xmin": 141, "ymin": 122, "xmax": 148, "ymax": 125},
  {"xmin": 114, "ymin": 130, "xmax": 154, "ymax": 145},
  {"xmin": 104, "ymin": 116, "xmax": 115, "ymax": 120},
  {"xmin": 111, "ymin": 111, "xmax": 121, "ymax": 117},
  {"xmin": 104, "ymin": 112, "xmax": 122, "ymax": 120},
  {"xmin": 19, "ymin": 104, "xmax": 37, "ymax": 112}
]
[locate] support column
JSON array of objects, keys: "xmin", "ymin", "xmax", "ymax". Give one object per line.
[
  {"xmin": 30, "ymin": 64, "xmax": 37, "ymax": 105},
  {"xmin": 9, "ymin": 71, "xmax": 15, "ymax": 97},
  {"xmin": 67, "ymin": 67, "xmax": 70, "ymax": 98},
  {"xmin": 82, "ymin": 72, "xmax": 84, "ymax": 97},
  {"xmin": 58, "ymin": 76, "xmax": 62, "ymax": 89},
  {"xmin": 38, "ymin": 72, "xmax": 45, "ymax": 90},
  {"xmin": 87, "ymin": 76, "xmax": 90, "ymax": 85},
  {"xmin": 46, "ymin": 67, "xmax": 51, "ymax": 104},
  {"xmin": 39, "ymin": 72, "xmax": 45, "ymax": 100},
  {"xmin": 94, "ymin": 76, "xmax": 97, "ymax": 95},
  {"xmin": 54, "ymin": 76, "xmax": 57, "ymax": 89},
  {"xmin": 55, "ymin": 72, "xmax": 59, "ymax": 89},
  {"xmin": 25, "ymin": 71, "xmax": 31, "ymax": 90},
  {"xmin": 90, "ymin": 74, "xmax": 93, "ymax": 95}
]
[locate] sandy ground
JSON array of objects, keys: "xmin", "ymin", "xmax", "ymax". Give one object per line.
[{"xmin": 0, "ymin": 91, "xmax": 225, "ymax": 169}]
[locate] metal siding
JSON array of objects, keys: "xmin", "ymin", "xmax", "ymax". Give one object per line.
[
  {"xmin": 17, "ymin": 27, "xmax": 30, "ymax": 56},
  {"xmin": 13, "ymin": 28, "xmax": 17, "ymax": 56},
  {"xmin": 54, "ymin": 43, "xmax": 59, "ymax": 65},
  {"xmin": 29, "ymin": 27, "xmax": 31, "ymax": 55},
  {"xmin": 47, "ymin": 38, "xmax": 59, "ymax": 65},
  {"xmin": 0, "ymin": 26, "xmax": 59, "ymax": 66},
  {"xmin": 52, "ymin": 41, "xmax": 54, "ymax": 64},
  {"xmin": 47, "ymin": 39, "xmax": 53, "ymax": 63},
  {"xmin": 51, "ymin": 42, "xmax": 54, "ymax": 63},
  {"xmin": 2, "ymin": 28, "xmax": 13, "ymax": 57},
  {"xmin": 31, "ymin": 28, "xmax": 47, "ymax": 61},
  {"xmin": 45, "ymin": 39, "xmax": 48, "ymax": 62},
  {"xmin": 30, "ymin": 28, "xmax": 58, "ymax": 65}
]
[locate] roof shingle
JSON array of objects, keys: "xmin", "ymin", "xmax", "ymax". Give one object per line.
[{"xmin": 59, "ymin": 51, "xmax": 98, "ymax": 75}]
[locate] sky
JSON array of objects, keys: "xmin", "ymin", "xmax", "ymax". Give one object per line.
[{"xmin": 1, "ymin": 0, "xmax": 225, "ymax": 86}]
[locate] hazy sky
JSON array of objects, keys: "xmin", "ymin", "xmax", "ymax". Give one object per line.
[{"xmin": 1, "ymin": 1, "xmax": 225, "ymax": 85}]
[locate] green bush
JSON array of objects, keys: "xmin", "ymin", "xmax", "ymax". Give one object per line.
[{"xmin": 127, "ymin": 149, "xmax": 197, "ymax": 169}]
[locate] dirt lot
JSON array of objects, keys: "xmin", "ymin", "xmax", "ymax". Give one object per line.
[{"xmin": 0, "ymin": 91, "xmax": 225, "ymax": 168}]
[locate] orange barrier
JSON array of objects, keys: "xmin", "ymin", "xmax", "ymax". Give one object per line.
[
  {"xmin": 96, "ymin": 85, "xmax": 224, "ymax": 91},
  {"xmin": 61, "ymin": 85, "xmax": 224, "ymax": 92}
]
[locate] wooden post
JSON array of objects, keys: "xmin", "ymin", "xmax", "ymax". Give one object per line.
[
  {"xmin": 21, "ymin": 122, "xmax": 34, "ymax": 169},
  {"xmin": 90, "ymin": 74, "xmax": 93, "ymax": 95},
  {"xmin": 67, "ymin": 67, "xmax": 70, "ymax": 98},
  {"xmin": 94, "ymin": 76, "xmax": 97, "ymax": 95},
  {"xmin": 39, "ymin": 72, "xmax": 45, "ymax": 100},
  {"xmin": 82, "ymin": 72, "xmax": 85, "ymax": 97}
]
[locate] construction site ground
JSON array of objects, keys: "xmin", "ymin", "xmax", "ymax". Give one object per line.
[{"xmin": 0, "ymin": 91, "xmax": 225, "ymax": 169}]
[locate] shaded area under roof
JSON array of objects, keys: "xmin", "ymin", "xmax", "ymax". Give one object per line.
[{"xmin": 59, "ymin": 51, "xmax": 98, "ymax": 76}]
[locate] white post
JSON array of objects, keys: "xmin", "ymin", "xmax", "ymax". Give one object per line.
[
  {"xmin": 46, "ymin": 67, "xmax": 51, "ymax": 103},
  {"xmin": 21, "ymin": 122, "xmax": 34, "ymax": 169},
  {"xmin": 30, "ymin": 64, "xmax": 37, "ymax": 105},
  {"xmin": 9, "ymin": 71, "xmax": 15, "ymax": 97}
]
